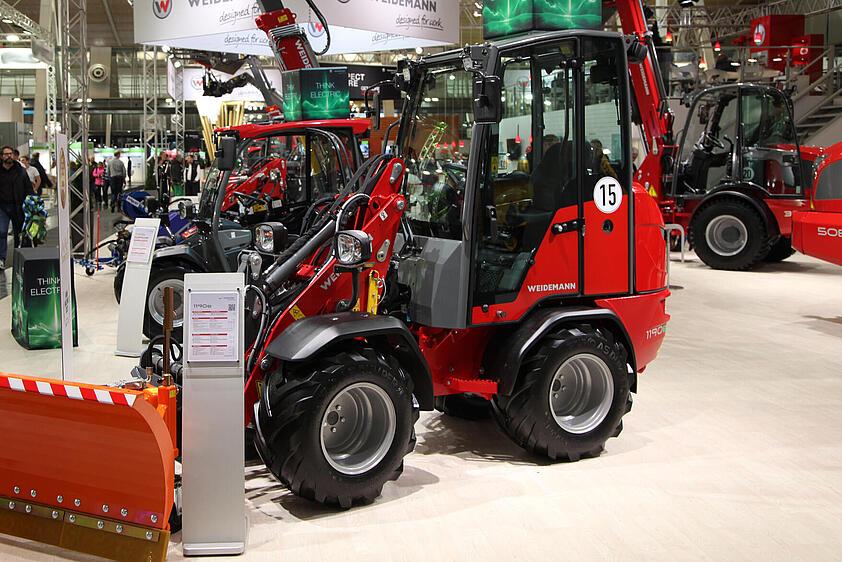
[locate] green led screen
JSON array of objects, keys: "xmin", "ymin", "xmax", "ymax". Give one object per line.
[
  {"xmin": 483, "ymin": 0, "xmax": 601, "ymax": 39},
  {"xmin": 282, "ymin": 68, "xmax": 350, "ymax": 121},
  {"xmin": 11, "ymin": 247, "xmax": 78, "ymax": 350}
]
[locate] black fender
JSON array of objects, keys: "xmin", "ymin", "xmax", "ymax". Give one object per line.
[
  {"xmin": 265, "ymin": 311, "xmax": 435, "ymax": 410},
  {"xmin": 691, "ymin": 186, "xmax": 779, "ymax": 238},
  {"xmin": 152, "ymin": 242, "xmax": 208, "ymax": 272},
  {"xmin": 489, "ymin": 307, "xmax": 638, "ymax": 397}
]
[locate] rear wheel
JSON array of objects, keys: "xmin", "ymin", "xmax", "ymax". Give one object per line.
[
  {"xmin": 763, "ymin": 237, "xmax": 795, "ymax": 263},
  {"xmin": 144, "ymin": 266, "xmax": 189, "ymax": 340},
  {"xmin": 690, "ymin": 199, "xmax": 772, "ymax": 270},
  {"xmin": 254, "ymin": 346, "xmax": 418, "ymax": 508},
  {"xmin": 435, "ymin": 394, "xmax": 491, "ymax": 420},
  {"xmin": 492, "ymin": 326, "xmax": 630, "ymax": 461}
]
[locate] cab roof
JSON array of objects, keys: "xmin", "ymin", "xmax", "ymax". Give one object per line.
[{"xmin": 217, "ymin": 118, "xmax": 370, "ymax": 139}]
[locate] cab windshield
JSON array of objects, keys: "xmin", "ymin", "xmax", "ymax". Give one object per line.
[{"xmin": 400, "ymin": 61, "xmax": 475, "ymax": 239}]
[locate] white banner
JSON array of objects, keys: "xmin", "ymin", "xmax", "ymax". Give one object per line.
[
  {"xmin": 55, "ymin": 133, "xmax": 73, "ymax": 380},
  {"xmin": 177, "ymin": 66, "xmax": 284, "ymax": 102},
  {"xmin": 135, "ymin": 0, "xmax": 457, "ymax": 53}
]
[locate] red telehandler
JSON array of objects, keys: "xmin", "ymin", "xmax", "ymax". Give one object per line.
[
  {"xmin": 791, "ymin": 144, "xmax": 842, "ymax": 266},
  {"xmin": 0, "ymin": 9, "xmax": 671, "ymax": 562},
  {"xmin": 609, "ymin": 0, "xmax": 842, "ymax": 270}
]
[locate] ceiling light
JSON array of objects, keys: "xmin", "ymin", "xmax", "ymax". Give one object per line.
[
  {"xmin": 747, "ymin": 58, "xmax": 758, "ymax": 63},
  {"xmin": 1, "ymin": 18, "xmax": 13, "ymax": 24},
  {"xmin": 731, "ymin": 62, "xmax": 740, "ymax": 67},
  {"xmin": 415, "ymin": 47, "xmax": 423, "ymax": 55},
  {"xmin": 12, "ymin": 96, "xmax": 21, "ymax": 102},
  {"xmin": 165, "ymin": 98, "xmax": 173, "ymax": 104},
  {"xmin": 6, "ymin": 33, "xmax": 20, "ymax": 42},
  {"xmin": 772, "ymin": 57, "xmax": 783, "ymax": 62},
  {"xmin": 173, "ymin": 60, "xmax": 182, "ymax": 68}
]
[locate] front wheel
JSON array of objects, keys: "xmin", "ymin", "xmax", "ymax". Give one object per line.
[
  {"xmin": 144, "ymin": 266, "xmax": 189, "ymax": 340},
  {"xmin": 493, "ymin": 326, "xmax": 630, "ymax": 461},
  {"xmin": 254, "ymin": 346, "xmax": 418, "ymax": 508},
  {"xmin": 690, "ymin": 199, "xmax": 772, "ymax": 270}
]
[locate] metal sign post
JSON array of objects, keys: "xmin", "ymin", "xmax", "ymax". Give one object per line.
[
  {"xmin": 182, "ymin": 272, "xmax": 247, "ymax": 556},
  {"xmin": 115, "ymin": 217, "xmax": 161, "ymax": 357}
]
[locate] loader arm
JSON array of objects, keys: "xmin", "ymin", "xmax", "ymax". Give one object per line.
[
  {"xmin": 606, "ymin": 0, "xmax": 676, "ymax": 199},
  {"xmin": 256, "ymin": 0, "xmax": 325, "ymax": 71}
]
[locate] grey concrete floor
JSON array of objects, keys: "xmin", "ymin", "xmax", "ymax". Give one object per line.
[{"xmin": 0, "ymin": 251, "xmax": 841, "ymax": 560}]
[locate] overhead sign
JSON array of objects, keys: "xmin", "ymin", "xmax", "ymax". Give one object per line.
[
  {"xmin": 174, "ymin": 66, "xmax": 284, "ymax": 102},
  {"xmin": 135, "ymin": 0, "xmax": 457, "ymax": 54}
]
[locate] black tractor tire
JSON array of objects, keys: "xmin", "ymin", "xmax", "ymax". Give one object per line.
[
  {"xmin": 690, "ymin": 199, "xmax": 772, "ymax": 270},
  {"xmin": 114, "ymin": 262, "xmax": 125, "ymax": 303},
  {"xmin": 144, "ymin": 266, "xmax": 189, "ymax": 340},
  {"xmin": 763, "ymin": 237, "xmax": 795, "ymax": 263},
  {"xmin": 254, "ymin": 346, "xmax": 419, "ymax": 508},
  {"xmin": 435, "ymin": 394, "xmax": 491, "ymax": 420},
  {"xmin": 492, "ymin": 326, "xmax": 631, "ymax": 462}
]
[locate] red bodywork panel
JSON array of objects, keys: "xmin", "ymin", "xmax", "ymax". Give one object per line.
[
  {"xmin": 791, "ymin": 141, "xmax": 842, "ymax": 266},
  {"xmin": 792, "ymin": 210, "xmax": 842, "ymax": 266},
  {"xmin": 217, "ymin": 119, "xmax": 371, "ymax": 140},
  {"xmin": 597, "ymin": 289, "xmax": 670, "ymax": 370},
  {"xmin": 634, "ymin": 183, "xmax": 668, "ymax": 292}
]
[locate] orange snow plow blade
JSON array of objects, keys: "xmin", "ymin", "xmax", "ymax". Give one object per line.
[{"xmin": 0, "ymin": 372, "xmax": 176, "ymax": 562}]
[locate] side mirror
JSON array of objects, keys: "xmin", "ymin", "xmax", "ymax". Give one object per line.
[
  {"xmin": 474, "ymin": 75, "xmax": 503, "ymax": 124},
  {"xmin": 217, "ymin": 136, "xmax": 237, "ymax": 171},
  {"xmin": 178, "ymin": 200, "xmax": 195, "ymax": 220},
  {"xmin": 254, "ymin": 222, "xmax": 289, "ymax": 254},
  {"xmin": 370, "ymin": 92, "xmax": 382, "ymax": 131}
]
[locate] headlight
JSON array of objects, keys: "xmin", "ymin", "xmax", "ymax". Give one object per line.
[
  {"xmin": 254, "ymin": 222, "xmax": 288, "ymax": 254},
  {"xmin": 334, "ymin": 230, "xmax": 373, "ymax": 266}
]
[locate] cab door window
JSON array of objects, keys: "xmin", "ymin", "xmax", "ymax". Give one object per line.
[
  {"xmin": 676, "ymin": 89, "xmax": 738, "ymax": 194},
  {"xmin": 473, "ymin": 42, "xmax": 578, "ymax": 305},
  {"xmin": 740, "ymin": 89, "xmax": 802, "ymax": 196}
]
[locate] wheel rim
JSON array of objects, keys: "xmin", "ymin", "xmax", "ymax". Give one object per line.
[
  {"xmin": 320, "ymin": 382, "xmax": 397, "ymax": 476},
  {"xmin": 549, "ymin": 353, "xmax": 614, "ymax": 434},
  {"xmin": 705, "ymin": 214, "xmax": 748, "ymax": 257},
  {"xmin": 147, "ymin": 278, "xmax": 184, "ymax": 328}
]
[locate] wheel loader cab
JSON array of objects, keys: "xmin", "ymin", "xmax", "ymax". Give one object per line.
[
  {"xmin": 398, "ymin": 31, "xmax": 634, "ymax": 329},
  {"xmin": 674, "ymin": 84, "xmax": 804, "ymax": 198}
]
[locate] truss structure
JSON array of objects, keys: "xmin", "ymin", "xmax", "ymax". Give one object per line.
[
  {"xmin": 0, "ymin": 1, "xmax": 58, "ymax": 151},
  {"xmin": 142, "ymin": 45, "xmax": 159, "ymax": 188},
  {"xmin": 57, "ymin": 0, "xmax": 91, "ymax": 256},
  {"xmin": 658, "ymin": 0, "xmax": 842, "ymax": 37},
  {"xmin": 173, "ymin": 62, "xmax": 185, "ymax": 156}
]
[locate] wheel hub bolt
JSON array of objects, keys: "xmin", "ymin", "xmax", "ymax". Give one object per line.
[{"xmin": 331, "ymin": 427, "xmax": 337, "ymax": 433}]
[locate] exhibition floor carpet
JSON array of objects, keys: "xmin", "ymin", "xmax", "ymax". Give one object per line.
[{"xmin": 0, "ymin": 251, "xmax": 841, "ymax": 560}]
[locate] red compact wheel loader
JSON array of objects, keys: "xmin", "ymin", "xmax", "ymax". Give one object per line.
[
  {"xmin": 609, "ymin": 0, "xmax": 842, "ymax": 271},
  {"xmin": 0, "ymin": 13, "xmax": 670, "ymax": 562}
]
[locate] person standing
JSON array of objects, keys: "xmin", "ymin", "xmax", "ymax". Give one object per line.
[
  {"xmin": 92, "ymin": 162, "xmax": 105, "ymax": 206},
  {"xmin": 30, "ymin": 152, "xmax": 52, "ymax": 192},
  {"xmin": 20, "ymin": 156, "xmax": 42, "ymax": 195},
  {"xmin": 157, "ymin": 153, "xmax": 172, "ymax": 200},
  {"xmin": 0, "ymin": 146, "xmax": 34, "ymax": 270},
  {"xmin": 183, "ymin": 154, "xmax": 202, "ymax": 196},
  {"xmin": 107, "ymin": 150, "xmax": 127, "ymax": 212}
]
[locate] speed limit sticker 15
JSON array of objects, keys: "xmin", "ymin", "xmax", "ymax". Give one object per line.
[{"xmin": 593, "ymin": 177, "xmax": 623, "ymax": 214}]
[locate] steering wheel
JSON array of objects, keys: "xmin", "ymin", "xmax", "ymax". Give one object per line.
[{"xmin": 703, "ymin": 131, "xmax": 726, "ymax": 150}]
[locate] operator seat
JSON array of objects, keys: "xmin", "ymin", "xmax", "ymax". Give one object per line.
[{"xmin": 522, "ymin": 142, "xmax": 574, "ymax": 248}]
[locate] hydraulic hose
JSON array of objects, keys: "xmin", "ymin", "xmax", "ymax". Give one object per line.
[
  {"xmin": 305, "ymin": 0, "xmax": 331, "ymax": 55},
  {"xmin": 262, "ymin": 218, "xmax": 336, "ymax": 294},
  {"xmin": 246, "ymin": 285, "xmax": 269, "ymax": 373}
]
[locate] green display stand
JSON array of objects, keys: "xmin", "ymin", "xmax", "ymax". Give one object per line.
[
  {"xmin": 483, "ymin": 0, "xmax": 602, "ymax": 39},
  {"xmin": 11, "ymin": 247, "xmax": 78, "ymax": 350},
  {"xmin": 282, "ymin": 67, "xmax": 350, "ymax": 121}
]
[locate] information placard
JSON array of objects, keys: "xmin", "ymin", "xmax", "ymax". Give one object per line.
[
  {"xmin": 126, "ymin": 225, "xmax": 157, "ymax": 264},
  {"xmin": 186, "ymin": 290, "xmax": 240, "ymax": 363}
]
